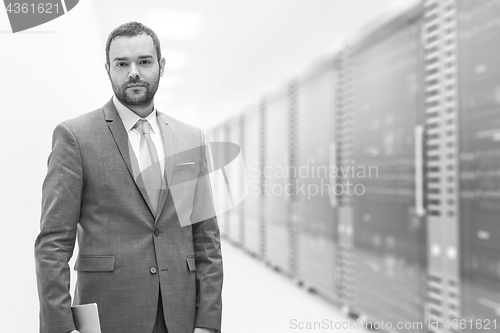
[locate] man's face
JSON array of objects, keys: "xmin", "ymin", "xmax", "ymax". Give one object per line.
[{"xmin": 106, "ymin": 33, "xmax": 165, "ymax": 107}]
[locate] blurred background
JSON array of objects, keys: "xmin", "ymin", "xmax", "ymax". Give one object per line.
[{"xmin": 1, "ymin": 0, "xmax": 499, "ymax": 332}]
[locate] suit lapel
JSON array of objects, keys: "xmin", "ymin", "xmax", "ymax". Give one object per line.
[
  {"xmin": 103, "ymin": 99, "xmax": 155, "ymax": 218},
  {"xmin": 155, "ymin": 112, "xmax": 175, "ymax": 222}
]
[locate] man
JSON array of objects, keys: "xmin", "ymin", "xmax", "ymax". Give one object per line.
[{"xmin": 34, "ymin": 22, "xmax": 223, "ymax": 333}]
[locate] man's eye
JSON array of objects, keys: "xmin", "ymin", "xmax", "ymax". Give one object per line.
[
  {"xmin": 140, "ymin": 60, "xmax": 151, "ymax": 65},
  {"xmin": 116, "ymin": 62, "xmax": 127, "ymax": 67}
]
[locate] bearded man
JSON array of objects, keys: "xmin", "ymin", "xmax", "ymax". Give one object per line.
[{"xmin": 34, "ymin": 21, "xmax": 223, "ymax": 333}]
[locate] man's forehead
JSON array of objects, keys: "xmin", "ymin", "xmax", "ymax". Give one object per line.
[{"xmin": 109, "ymin": 34, "xmax": 156, "ymax": 58}]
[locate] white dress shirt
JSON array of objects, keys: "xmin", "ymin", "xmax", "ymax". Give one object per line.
[{"xmin": 113, "ymin": 95, "xmax": 166, "ymax": 178}]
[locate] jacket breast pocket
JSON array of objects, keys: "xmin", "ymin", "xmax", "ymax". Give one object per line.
[
  {"xmin": 171, "ymin": 162, "xmax": 198, "ymax": 186},
  {"xmin": 174, "ymin": 162, "xmax": 196, "ymax": 172},
  {"xmin": 74, "ymin": 255, "xmax": 115, "ymax": 272}
]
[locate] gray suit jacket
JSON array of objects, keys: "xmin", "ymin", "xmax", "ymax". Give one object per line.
[{"xmin": 34, "ymin": 99, "xmax": 223, "ymax": 333}]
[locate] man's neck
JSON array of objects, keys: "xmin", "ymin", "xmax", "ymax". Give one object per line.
[{"xmin": 126, "ymin": 102, "xmax": 155, "ymax": 118}]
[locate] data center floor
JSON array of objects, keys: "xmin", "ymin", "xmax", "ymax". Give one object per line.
[{"xmin": 220, "ymin": 239, "xmax": 370, "ymax": 333}]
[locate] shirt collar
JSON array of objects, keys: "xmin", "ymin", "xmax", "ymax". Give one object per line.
[{"xmin": 112, "ymin": 95, "xmax": 159, "ymax": 134}]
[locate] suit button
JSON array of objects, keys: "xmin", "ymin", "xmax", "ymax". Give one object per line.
[
  {"xmin": 154, "ymin": 228, "xmax": 161, "ymax": 236},
  {"xmin": 150, "ymin": 267, "xmax": 157, "ymax": 274}
]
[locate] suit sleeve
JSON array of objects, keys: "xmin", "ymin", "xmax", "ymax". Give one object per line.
[
  {"xmin": 192, "ymin": 129, "xmax": 223, "ymax": 332},
  {"xmin": 34, "ymin": 123, "xmax": 83, "ymax": 333}
]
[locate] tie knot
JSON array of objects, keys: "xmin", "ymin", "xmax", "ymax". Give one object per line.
[{"xmin": 134, "ymin": 119, "xmax": 151, "ymax": 135}]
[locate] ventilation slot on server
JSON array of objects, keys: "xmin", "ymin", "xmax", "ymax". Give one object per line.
[
  {"xmin": 259, "ymin": 100, "xmax": 267, "ymax": 258},
  {"xmin": 334, "ymin": 48, "xmax": 355, "ymax": 310},
  {"xmin": 288, "ymin": 80, "xmax": 299, "ymax": 277},
  {"xmin": 239, "ymin": 115, "xmax": 246, "ymax": 247},
  {"xmin": 423, "ymin": 0, "xmax": 460, "ymax": 331}
]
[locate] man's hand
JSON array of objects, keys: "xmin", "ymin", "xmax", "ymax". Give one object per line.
[{"xmin": 194, "ymin": 328, "xmax": 217, "ymax": 333}]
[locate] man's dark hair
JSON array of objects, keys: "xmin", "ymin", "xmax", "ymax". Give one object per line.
[{"xmin": 105, "ymin": 21, "xmax": 162, "ymax": 66}]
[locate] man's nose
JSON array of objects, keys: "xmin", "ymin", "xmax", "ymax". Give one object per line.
[{"xmin": 128, "ymin": 63, "xmax": 140, "ymax": 80}]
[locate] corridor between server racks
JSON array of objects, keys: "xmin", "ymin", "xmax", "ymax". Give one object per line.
[{"xmin": 221, "ymin": 239, "xmax": 371, "ymax": 333}]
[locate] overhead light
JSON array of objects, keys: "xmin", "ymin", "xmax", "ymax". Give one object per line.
[
  {"xmin": 162, "ymin": 51, "xmax": 186, "ymax": 70},
  {"xmin": 148, "ymin": 11, "xmax": 202, "ymax": 40}
]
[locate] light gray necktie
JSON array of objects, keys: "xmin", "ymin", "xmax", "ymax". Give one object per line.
[{"xmin": 134, "ymin": 119, "xmax": 163, "ymax": 215}]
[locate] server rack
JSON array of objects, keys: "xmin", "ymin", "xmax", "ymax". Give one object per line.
[
  {"xmin": 350, "ymin": 3, "xmax": 426, "ymax": 331},
  {"xmin": 213, "ymin": 124, "xmax": 230, "ymax": 238},
  {"xmin": 457, "ymin": 0, "xmax": 500, "ymax": 331},
  {"xmin": 242, "ymin": 103, "xmax": 264, "ymax": 257},
  {"xmin": 262, "ymin": 86, "xmax": 294, "ymax": 275},
  {"xmin": 259, "ymin": 101, "xmax": 268, "ymax": 259},
  {"xmin": 296, "ymin": 59, "xmax": 337, "ymax": 301},
  {"xmin": 334, "ymin": 46, "xmax": 357, "ymax": 312},
  {"xmin": 422, "ymin": 1, "xmax": 461, "ymax": 331},
  {"xmin": 288, "ymin": 80, "xmax": 300, "ymax": 277},
  {"xmin": 204, "ymin": 2, "xmax": 500, "ymax": 332},
  {"xmin": 225, "ymin": 116, "xmax": 243, "ymax": 246}
]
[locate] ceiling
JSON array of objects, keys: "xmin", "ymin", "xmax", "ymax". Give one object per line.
[
  {"xmin": 91, "ymin": 0, "xmax": 415, "ymax": 130},
  {"xmin": 0, "ymin": 0, "xmax": 418, "ymax": 130}
]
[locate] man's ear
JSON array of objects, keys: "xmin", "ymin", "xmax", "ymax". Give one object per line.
[
  {"xmin": 159, "ymin": 57, "xmax": 166, "ymax": 77},
  {"xmin": 105, "ymin": 62, "xmax": 110, "ymax": 77}
]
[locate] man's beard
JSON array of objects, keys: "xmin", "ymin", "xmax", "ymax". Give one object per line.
[{"xmin": 112, "ymin": 74, "xmax": 160, "ymax": 108}]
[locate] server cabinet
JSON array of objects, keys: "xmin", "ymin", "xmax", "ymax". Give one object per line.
[
  {"xmin": 263, "ymin": 86, "xmax": 294, "ymax": 274},
  {"xmin": 226, "ymin": 116, "xmax": 243, "ymax": 245},
  {"xmin": 242, "ymin": 103, "xmax": 264, "ymax": 257},
  {"xmin": 334, "ymin": 48, "xmax": 356, "ymax": 311},
  {"xmin": 297, "ymin": 59, "xmax": 337, "ymax": 300},
  {"xmin": 209, "ymin": 125, "xmax": 230, "ymax": 238},
  {"xmin": 458, "ymin": 0, "xmax": 500, "ymax": 330},
  {"xmin": 422, "ymin": 1, "xmax": 462, "ymax": 331},
  {"xmin": 351, "ymin": 5, "xmax": 426, "ymax": 331}
]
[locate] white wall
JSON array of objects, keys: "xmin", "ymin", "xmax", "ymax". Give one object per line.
[{"xmin": 0, "ymin": 1, "xmax": 108, "ymax": 331}]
